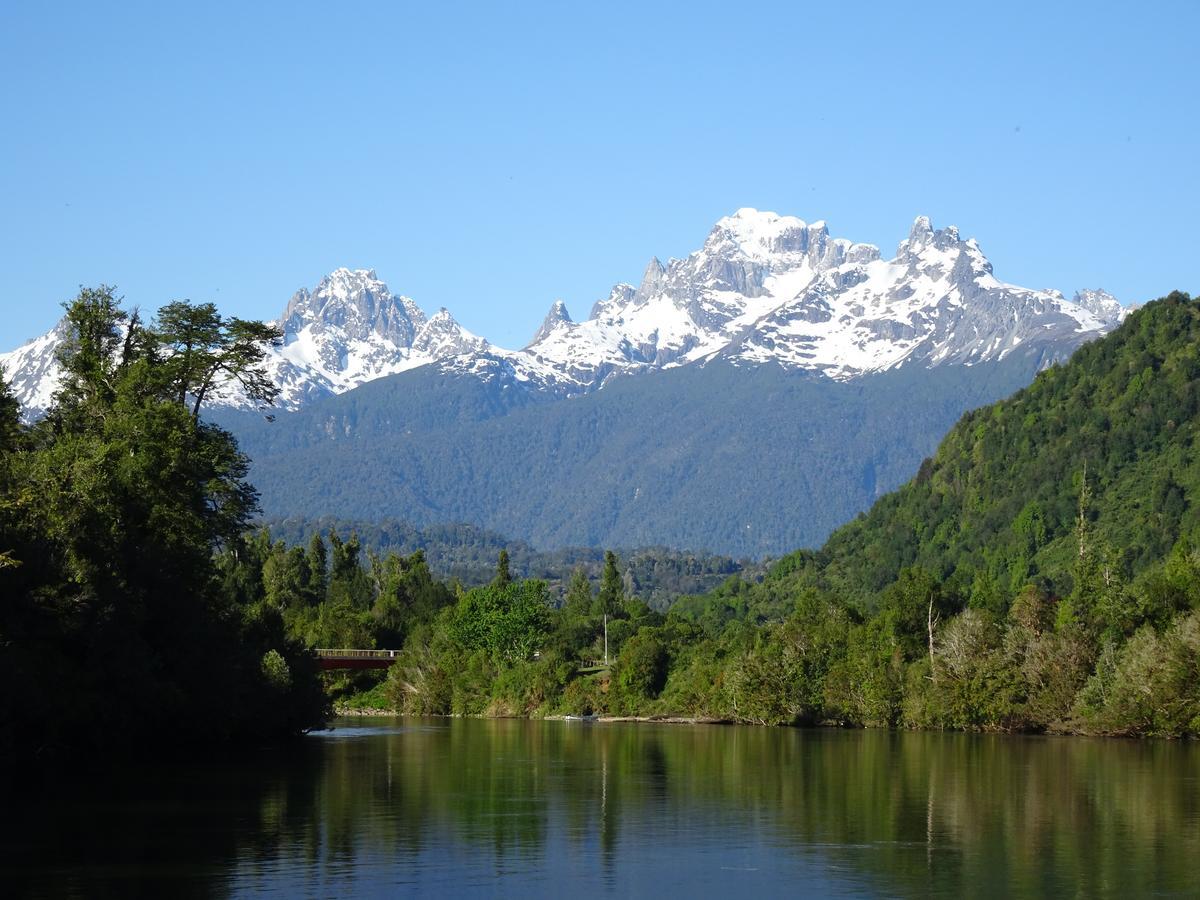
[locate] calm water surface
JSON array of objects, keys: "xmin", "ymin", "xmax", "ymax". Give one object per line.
[{"xmin": 5, "ymin": 718, "xmax": 1200, "ymax": 897}]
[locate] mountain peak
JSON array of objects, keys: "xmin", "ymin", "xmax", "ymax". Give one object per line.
[
  {"xmin": 316, "ymin": 267, "xmax": 385, "ymax": 297},
  {"xmin": 897, "ymin": 216, "xmax": 968, "ymax": 258},
  {"xmin": 711, "ymin": 208, "xmax": 811, "ymax": 258},
  {"xmin": 412, "ymin": 309, "xmax": 488, "ymax": 359},
  {"xmin": 280, "ymin": 267, "xmax": 428, "ymax": 352},
  {"xmin": 529, "ymin": 299, "xmax": 573, "ymax": 346},
  {"xmin": 1, "ymin": 209, "xmax": 1128, "ymax": 418},
  {"xmin": 1070, "ymin": 288, "xmax": 1128, "ymax": 326},
  {"xmin": 634, "ymin": 257, "xmax": 667, "ymax": 303},
  {"xmin": 642, "ymin": 257, "xmax": 666, "ymax": 280}
]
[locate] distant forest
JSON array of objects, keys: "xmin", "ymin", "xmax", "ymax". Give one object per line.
[
  {"xmin": 264, "ymin": 517, "xmax": 760, "ymax": 611},
  {"xmin": 5, "ymin": 289, "xmax": 1199, "ymax": 770},
  {"xmin": 218, "ymin": 351, "xmax": 1046, "ymax": 557},
  {"xmin": 255, "ymin": 293, "xmax": 1200, "ymax": 738}
]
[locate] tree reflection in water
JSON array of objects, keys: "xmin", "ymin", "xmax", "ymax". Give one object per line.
[{"xmin": 3, "ymin": 720, "xmax": 1198, "ymax": 897}]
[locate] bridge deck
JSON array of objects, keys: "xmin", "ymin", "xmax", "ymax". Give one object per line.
[{"xmin": 314, "ymin": 649, "xmax": 399, "ymax": 671}]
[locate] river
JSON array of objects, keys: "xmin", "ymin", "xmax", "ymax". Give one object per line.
[{"xmin": 6, "ymin": 718, "xmax": 1199, "ymax": 897}]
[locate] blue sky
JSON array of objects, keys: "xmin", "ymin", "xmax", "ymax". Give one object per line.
[{"xmin": 2, "ymin": 0, "xmax": 1196, "ymax": 350}]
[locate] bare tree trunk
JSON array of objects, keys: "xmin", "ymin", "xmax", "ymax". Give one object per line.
[{"xmin": 927, "ymin": 593, "xmax": 939, "ymax": 681}]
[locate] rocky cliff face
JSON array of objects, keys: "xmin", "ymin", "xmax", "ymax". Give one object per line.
[
  {"xmin": 515, "ymin": 209, "xmax": 1126, "ymax": 390},
  {"xmin": 1, "ymin": 210, "xmax": 1128, "ymax": 418}
]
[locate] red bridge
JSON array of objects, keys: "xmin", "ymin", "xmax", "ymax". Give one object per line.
[{"xmin": 315, "ymin": 649, "xmax": 399, "ymax": 671}]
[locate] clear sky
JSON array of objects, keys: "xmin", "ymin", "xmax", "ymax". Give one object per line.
[{"xmin": 2, "ymin": 0, "xmax": 1197, "ymax": 350}]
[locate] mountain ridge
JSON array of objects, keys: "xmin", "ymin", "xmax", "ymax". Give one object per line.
[{"xmin": 1, "ymin": 209, "xmax": 1128, "ymax": 419}]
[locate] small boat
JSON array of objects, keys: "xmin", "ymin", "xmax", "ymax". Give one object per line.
[{"xmin": 563, "ymin": 714, "xmax": 600, "ymax": 722}]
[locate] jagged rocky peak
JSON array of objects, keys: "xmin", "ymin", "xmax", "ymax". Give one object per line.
[
  {"xmin": 529, "ymin": 299, "xmax": 573, "ymax": 346},
  {"xmin": 896, "ymin": 215, "xmax": 965, "ymax": 257},
  {"xmin": 590, "ymin": 283, "xmax": 636, "ymax": 321},
  {"xmin": 412, "ymin": 308, "xmax": 488, "ymax": 358},
  {"xmin": 1, "ymin": 208, "xmax": 1134, "ymax": 418},
  {"xmin": 633, "ymin": 258, "xmax": 667, "ymax": 303},
  {"xmin": 1071, "ymin": 288, "xmax": 1127, "ymax": 325},
  {"xmin": 707, "ymin": 208, "xmax": 880, "ymax": 272},
  {"xmin": 710, "ymin": 208, "xmax": 820, "ymax": 258},
  {"xmin": 283, "ymin": 267, "xmax": 424, "ymax": 347}
]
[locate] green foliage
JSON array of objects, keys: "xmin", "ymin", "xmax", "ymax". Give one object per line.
[
  {"xmin": 614, "ymin": 630, "xmax": 669, "ymax": 708},
  {"xmin": 219, "ymin": 353, "xmax": 1046, "ymax": 557},
  {"xmin": 661, "ymin": 293, "xmax": 1200, "ymax": 736},
  {"xmin": 449, "ymin": 580, "xmax": 552, "ymax": 663},
  {"xmin": 1075, "ymin": 612, "xmax": 1200, "ymax": 736},
  {"xmin": 22, "ymin": 289, "xmax": 1186, "ymax": 743},
  {"xmin": 493, "ymin": 549, "xmax": 512, "ymax": 587},
  {"xmin": 0, "ymin": 289, "xmax": 326, "ymax": 764},
  {"xmin": 564, "ymin": 566, "xmax": 593, "ymax": 615},
  {"xmin": 261, "ymin": 649, "xmax": 293, "ymax": 692},
  {"xmin": 596, "ymin": 550, "xmax": 624, "ymax": 616},
  {"xmin": 153, "ymin": 300, "xmax": 282, "ymax": 418},
  {"xmin": 263, "ymin": 516, "xmax": 755, "ymax": 612},
  {"xmin": 809, "ymin": 292, "xmax": 1200, "ymax": 608}
]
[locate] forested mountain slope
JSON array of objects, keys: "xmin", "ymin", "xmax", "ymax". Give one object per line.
[
  {"xmin": 764, "ymin": 290, "xmax": 1200, "ymax": 610},
  {"xmin": 202, "ymin": 294, "xmax": 1198, "ymax": 739},
  {"xmin": 224, "ymin": 353, "xmax": 1046, "ymax": 556},
  {"xmin": 652, "ymin": 292, "xmax": 1199, "ymax": 736}
]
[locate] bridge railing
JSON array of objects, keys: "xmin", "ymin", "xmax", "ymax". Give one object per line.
[{"xmin": 314, "ymin": 648, "xmax": 399, "ymax": 659}]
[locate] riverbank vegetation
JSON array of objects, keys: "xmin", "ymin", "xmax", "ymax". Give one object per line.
[
  {"xmin": 4, "ymin": 291, "xmax": 1198, "ymax": 759},
  {"xmin": 0, "ymin": 289, "xmax": 328, "ymax": 765},
  {"xmin": 250, "ymin": 293, "xmax": 1200, "ymax": 737}
]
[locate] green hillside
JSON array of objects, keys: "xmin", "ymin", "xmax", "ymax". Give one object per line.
[
  {"xmin": 220, "ymin": 353, "xmax": 1045, "ymax": 556},
  {"xmin": 769, "ymin": 290, "xmax": 1200, "ymax": 610},
  {"xmin": 664, "ymin": 292, "xmax": 1200, "ymax": 735},
  {"xmin": 196, "ymin": 293, "xmax": 1200, "ymax": 739}
]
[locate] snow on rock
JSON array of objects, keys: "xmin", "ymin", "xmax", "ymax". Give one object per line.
[
  {"xmin": 1, "ymin": 212, "xmax": 1132, "ymax": 417},
  {"xmin": 0, "ymin": 319, "xmax": 70, "ymax": 421},
  {"xmin": 515, "ymin": 210, "xmax": 1126, "ymax": 385}
]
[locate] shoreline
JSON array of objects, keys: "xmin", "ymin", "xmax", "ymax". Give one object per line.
[
  {"xmin": 332, "ymin": 706, "xmax": 729, "ymax": 725},
  {"xmin": 329, "ymin": 706, "xmax": 1196, "ymax": 740}
]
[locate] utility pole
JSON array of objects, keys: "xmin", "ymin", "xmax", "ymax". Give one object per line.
[{"xmin": 604, "ymin": 613, "xmax": 609, "ymax": 666}]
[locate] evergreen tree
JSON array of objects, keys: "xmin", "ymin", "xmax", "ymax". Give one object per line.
[
  {"xmin": 153, "ymin": 300, "xmax": 283, "ymax": 419},
  {"xmin": 494, "ymin": 549, "xmax": 513, "ymax": 587},
  {"xmin": 596, "ymin": 550, "xmax": 624, "ymax": 617},
  {"xmin": 308, "ymin": 532, "xmax": 328, "ymax": 604},
  {"xmin": 0, "ymin": 286, "xmax": 326, "ymax": 763},
  {"xmin": 564, "ymin": 566, "xmax": 593, "ymax": 616},
  {"xmin": 0, "ymin": 367, "xmax": 20, "ymax": 571},
  {"xmin": 50, "ymin": 285, "xmax": 132, "ymax": 421},
  {"xmin": 0, "ymin": 366, "xmax": 21, "ymax": 454}
]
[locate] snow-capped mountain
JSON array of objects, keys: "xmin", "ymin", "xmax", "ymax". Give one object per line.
[
  {"xmin": 512, "ymin": 210, "xmax": 1128, "ymax": 391},
  {"xmin": 0, "ymin": 211, "xmax": 1128, "ymax": 418},
  {"xmin": 0, "ymin": 267, "xmax": 490, "ymax": 417},
  {"xmin": 0, "ymin": 318, "xmax": 70, "ymax": 419},
  {"xmin": 249, "ymin": 267, "xmax": 487, "ymax": 410}
]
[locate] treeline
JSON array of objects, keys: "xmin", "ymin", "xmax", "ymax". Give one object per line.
[
  {"xmin": 304, "ymin": 293, "xmax": 1200, "ymax": 737},
  {"xmin": 6, "ymin": 288, "xmax": 1198, "ymax": 753},
  {"xmin": 219, "ymin": 343, "xmax": 1045, "ymax": 557},
  {"xmin": 0, "ymin": 289, "xmax": 327, "ymax": 765},
  {"xmin": 264, "ymin": 516, "xmax": 756, "ymax": 611},
  {"xmin": 304, "ymin": 540, "xmax": 1198, "ymax": 736}
]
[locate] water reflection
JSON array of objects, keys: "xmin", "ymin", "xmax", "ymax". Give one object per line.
[{"xmin": 4, "ymin": 720, "xmax": 1199, "ymax": 897}]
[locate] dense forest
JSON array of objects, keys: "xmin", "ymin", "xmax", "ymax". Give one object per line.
[
  {"xmin": 216, "ymin": 347, "xmax": 1044, "ymax": 556},
  {"xmin": 264, "ymin": 516, "xmax": 757, "ymax": 611},
  {"xmin": 253, "ymin": 292, "xmax": 1198, "ymax": 737},
  {"xmin": 4, "ymin": 290, "xmax": 1198, "ymax": 763},
  {"xmin": 0, "ymin": 289, "xmax": 327, "ymax": 765}
]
